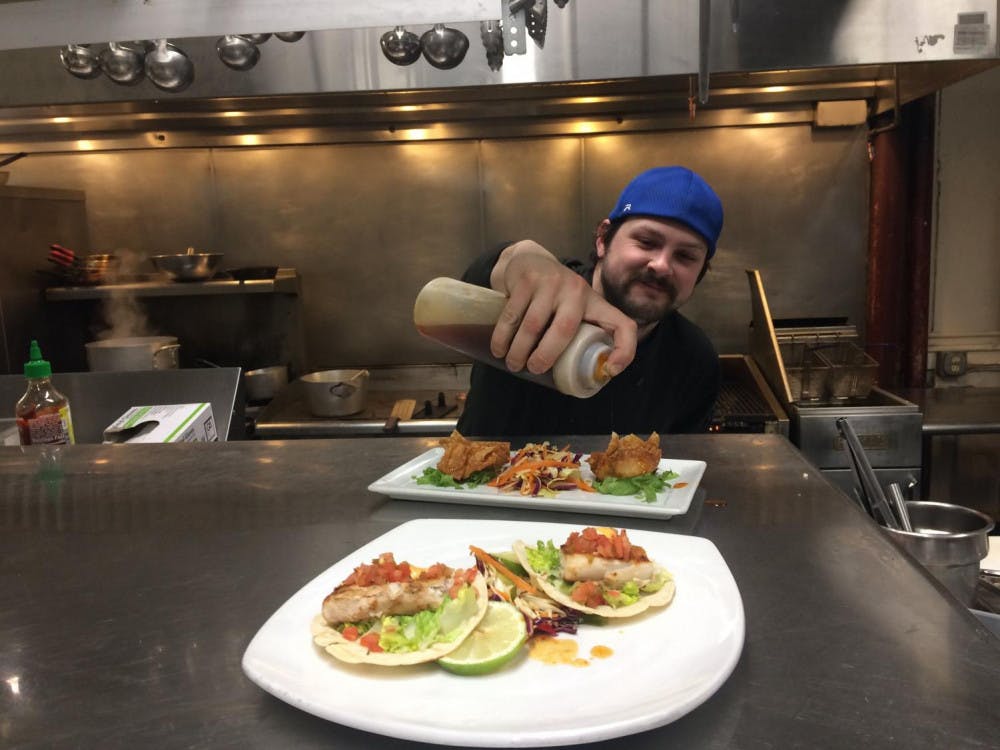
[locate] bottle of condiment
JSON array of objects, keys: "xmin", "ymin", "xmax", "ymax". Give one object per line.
[
  {"xmin": 15, "ymin": 340, "xmax": 75, "ymax": 446},
  {"xmin": 414, "ymin": 277, "xmax": 614, "ymax": 398}
]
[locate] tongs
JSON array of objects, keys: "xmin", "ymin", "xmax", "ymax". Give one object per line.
[{"xmin": 835, "ymin": 418, "xmax": 901, "ymax": 530}]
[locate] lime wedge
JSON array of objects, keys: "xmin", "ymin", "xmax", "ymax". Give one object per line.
[{"xmin": 437, "ymin": 601, "xmax": 528, "ymax": 676}]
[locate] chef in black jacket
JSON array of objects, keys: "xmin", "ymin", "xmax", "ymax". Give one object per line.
[{"xmin": 457, "ymin": 166, "xmax": 723, "ymax": 437}]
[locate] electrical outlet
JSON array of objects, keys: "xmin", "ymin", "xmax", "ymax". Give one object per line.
[{"xmin": 936, "ymin": 351, "xmax": 968, "ymax": 377}]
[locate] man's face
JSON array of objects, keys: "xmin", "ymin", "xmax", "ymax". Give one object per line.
[{"xmin": 593, "ymin": 217, "xmax": 709, "ymax": 327}]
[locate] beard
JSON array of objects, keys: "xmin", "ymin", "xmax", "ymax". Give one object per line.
[{"xmin": 601, "ymin": 266, "xmax": 679, "ymax": 326}]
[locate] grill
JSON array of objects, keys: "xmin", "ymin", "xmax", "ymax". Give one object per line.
[{"xmin": 711, "ymin": 355, "xmax": 789, "ymax": 434}]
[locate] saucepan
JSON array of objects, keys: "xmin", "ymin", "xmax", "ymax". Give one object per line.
[
  {"xmin": 301, "ymin": 369, "xmax": 369, "ymax": 416},
  {"xmin": 86, "ymin": 336, "xmax": 180, "ymax": 371},
  {"xmin": 244, "ymin": 365, "xmax": 288, "ymax": 402}
]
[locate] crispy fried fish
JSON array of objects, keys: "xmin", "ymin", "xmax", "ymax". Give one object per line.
[
  {"xmin": 588, "ymin": 432, "xmax": 661, "ymax": 480},
  {"xmin": 436, "ymin": 430, "xmax": 510, "ymax": 481}
]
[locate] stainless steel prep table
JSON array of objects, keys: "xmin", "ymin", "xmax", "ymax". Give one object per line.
[{"xmin": 1, "ymin": 435, "xmax": 998, "ymax": 749}]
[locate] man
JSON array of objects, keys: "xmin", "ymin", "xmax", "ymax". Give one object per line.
[{"xmin": 456, "ymin": 165, "xmax": 723, "ymax": 437}]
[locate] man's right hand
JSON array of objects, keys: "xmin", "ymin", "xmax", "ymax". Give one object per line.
[{"xmin": 488, "ymin": 240, "xmax": 637, "ymax": 378}]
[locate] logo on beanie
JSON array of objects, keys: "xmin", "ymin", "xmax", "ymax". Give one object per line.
[{"xmin": 623, "ymin": 203, "xmax": 631, "ymax": 212}]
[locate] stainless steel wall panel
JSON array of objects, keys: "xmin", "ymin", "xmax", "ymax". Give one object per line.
[
  {"xmin": 1, "ymin": 124, "xmax": 869, "ymax": 373},
  {"xmin": 480, "ymin": 138, "xmax": 585, "ymax": 261},
  {"xmin": 210, "ymin": 141, "xmax": 484, "ymax": 368},
  {"xmin": 3, "ymin": 151, "xmax": 217, "ymax": 255}
]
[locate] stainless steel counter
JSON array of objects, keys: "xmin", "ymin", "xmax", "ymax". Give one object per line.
[{"xmin": 1, "ymin": 435, "xmax": 999, "ymax": 749}]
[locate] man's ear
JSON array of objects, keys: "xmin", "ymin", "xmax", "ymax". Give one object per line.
[{"xmin": 595, "ymin": 219, "xmax": 611, "ymax": 259}]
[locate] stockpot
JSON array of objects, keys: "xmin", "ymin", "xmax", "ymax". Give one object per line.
[{"xmin": 85, "ymin": 336, "xmax": 180, "ymax": 371}]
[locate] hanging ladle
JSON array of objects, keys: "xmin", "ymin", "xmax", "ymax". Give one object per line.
[
  {"xmin": 145, "ymin": 39, "xmax": 194, "ymax": 93},
  {"xmin": 420, "ymin": 24, "xmax": 469, "ymax": 70},
  {"xmin": 380, "ymin": 26, "xmax": 421, "ymax": 66},
  {"xmin": 60, "ymin": 44, "xmax": 101, "ymax": 79},
  {"xmin": 99, "ymin": 41, "xmax": 145, "ymax": 85},
  {"xmin": 239, "ymin": 33, "xmax": 272, "ymax": 44},
  {"xmin": 275, "ymin": 31, "xmax": 306, "ymax": 42},
  {"xmin": 216, "ymin": 35, "xmax": 260, "ymax": 71}
]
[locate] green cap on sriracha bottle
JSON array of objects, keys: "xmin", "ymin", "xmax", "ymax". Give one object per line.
[{"xmin": 24, "ymin": 339, "xmax": 53, "ymax": 379}]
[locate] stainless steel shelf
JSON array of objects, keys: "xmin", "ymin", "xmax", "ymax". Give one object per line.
[{"xmin": 44, "ymin": 268, "xmax": 299, "ymax": 301}]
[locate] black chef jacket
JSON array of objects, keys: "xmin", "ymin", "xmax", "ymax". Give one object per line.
[{"xmin": 455, "ymin": 247, "xmax": 720, "ymax": 438}]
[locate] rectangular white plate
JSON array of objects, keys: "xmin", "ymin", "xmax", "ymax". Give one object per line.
[
  {"xmin": 367, "ymin": 448, "xmax": 707, "ymax": 519},
  {"xmin": 242, "ymin": 518, "xmax": 745, "ymax": 748}
]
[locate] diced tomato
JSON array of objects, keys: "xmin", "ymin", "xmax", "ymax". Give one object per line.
[
  {"xmin": 423, "ymin": 563, "xmax": 448, "ymax": 579},
  {"xmin": 359, "ymin": 633, "xmax": 383, "ymax": 653},
  {"xmin": 340, "ymin": 626, "xmax": 360, "ymax": 641},
  {"xmin": 562, "ymin": 527, "xmax": 647, "ymax": 562},
  {"xmin": 570, "ymin": 581, "xmax": 605, "ymax": 608},
  {"xmin": 341, "ymin": 553, "xmax": 419, "ymax": 587}
]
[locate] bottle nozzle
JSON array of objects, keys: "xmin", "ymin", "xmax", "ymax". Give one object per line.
[{"xmin": 593, "ymin": 351, "xmax": 612, "ymax": 384}]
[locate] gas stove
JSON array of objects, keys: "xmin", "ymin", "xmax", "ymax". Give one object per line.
[{"xmin": 251, "ymin": 365, "xmax": 468, "ymax": 438}]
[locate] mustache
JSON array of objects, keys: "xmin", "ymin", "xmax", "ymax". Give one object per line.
[{"xmin": 634, "ymin": 269, "xmax": 677, "ymax": 297}]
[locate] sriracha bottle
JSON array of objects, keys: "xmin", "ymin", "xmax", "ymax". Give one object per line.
[{"xmin": 15, "ymin": 340, "xmax": 75, "ymax": 446}]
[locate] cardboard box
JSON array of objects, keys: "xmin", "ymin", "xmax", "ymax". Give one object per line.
[{"xmin": 103, "ymin": 403, "xmax": 218, "ymax": 444}]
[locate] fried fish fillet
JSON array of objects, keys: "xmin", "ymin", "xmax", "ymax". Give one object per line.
[
  {"xmin": 588, "ymin": 432, "xmax": 661, "ymax": 480},
  {"xmin": 322, "ymin": 576, "xmax": 452, "ymax": 625},
  {"xmin": 436, "ymin": 430, "xmax": 510, "ymax": 481}
]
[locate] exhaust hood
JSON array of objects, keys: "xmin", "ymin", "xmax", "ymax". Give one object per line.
[{"xmin": 0, "ymin": 0, "xmax": 996, "ymax": 152}]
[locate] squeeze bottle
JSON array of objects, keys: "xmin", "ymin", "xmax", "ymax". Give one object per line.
[
  {"xmin": 15, "ymin": 340, "xmax": 75, "ymax": 446},
  {"xmin": 413, "ymin": 277, "xmax": 614, "ymax": 398}
]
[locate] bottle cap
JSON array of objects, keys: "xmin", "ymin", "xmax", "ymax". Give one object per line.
[{"xmin": 24, "ymin": 339, "xmax": 53, "ymax": 379}]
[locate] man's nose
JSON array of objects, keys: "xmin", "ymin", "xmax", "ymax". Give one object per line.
[{"xmin": 646, "ymin": 250, "xmax": 674, "ymax": 276}]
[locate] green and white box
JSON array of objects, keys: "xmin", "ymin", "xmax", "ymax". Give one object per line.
[{"xmin": 103, "ymin": 403, "xmax": 218, "ymax": 444}]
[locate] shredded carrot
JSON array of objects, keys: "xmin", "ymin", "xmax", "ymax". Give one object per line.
[
  {"xmin": 566, "ymin": 476, "xmax": 597, "ymax": 493},
  {"xmin": 489, "ymin": 459, "xmax": 580, "ymax": 487},
  {"xmin": 469, "ymin": 545, "xmax": 538, "ymax": 594}
]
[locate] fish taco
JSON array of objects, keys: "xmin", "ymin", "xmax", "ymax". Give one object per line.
[
  {"xmin": 312, "ymin": 552, "xmax": 489, "ymax": 665},
  {"xmin": 513, "ymin": 527, "xmax": 675, "ymax": 618}
]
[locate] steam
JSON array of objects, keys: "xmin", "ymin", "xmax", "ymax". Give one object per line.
[{"xmin": 96, "ymin": 248, "xmax": 157, "ymax": 340}]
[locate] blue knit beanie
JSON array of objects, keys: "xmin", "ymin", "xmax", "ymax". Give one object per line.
[{"xmin": 607, "ymin": 166, "xmax": 724, "ymax": 258}]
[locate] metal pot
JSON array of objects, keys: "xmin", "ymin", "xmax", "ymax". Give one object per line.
[
  {"xmin": 151, "ymin": 247, "xmax": 223, "ymax": 282},
  {"xmin": 86, "ymin": 336, "xmax": 180, "ymax": 371},
  {"xmin": 301, "ymin": 369, "xmax": 369, "ymax": 417},
  {"xmin": 244, "ymin": 365, "xmax": 288, "ymax": 402},
  {"xmin": 883, "ymin": 501, "xmax": 995, "ymax": 606}
]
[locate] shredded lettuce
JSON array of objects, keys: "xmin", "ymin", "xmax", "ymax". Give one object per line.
[
  {"xmin": 413, "ymin": 467, "xmax": 497, "ymax": 489},
  {"xmin": 592, "ymin": 469, "xmax": 681, "ymax": 502},
  {"xmin": 603, "ymin": 581, "xmax": 642, "ymax": 608},
  {"xmin": 641, "ymin": 568, "xmax": 672, "ymax": 593},
  {"xmin": 525, "ymin": 540, "xmax": 562, "ymax": 577},
  {"xmin": 364, "ymin": 584, "xmax": 479, "ymax": 654}
]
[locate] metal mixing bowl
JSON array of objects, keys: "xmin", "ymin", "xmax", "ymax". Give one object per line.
[{"xmin": 151, "ymin": 251, "xmax": 223, "ymax": 281}]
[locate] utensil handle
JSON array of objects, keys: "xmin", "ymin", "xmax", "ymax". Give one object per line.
[
  {"xmin": 887, "ymin": 483, "xmax": 913, "ymax": 532},
  {"xmin": 836, "ymin": 418, "xmax": 900, "ymax": 530}
]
